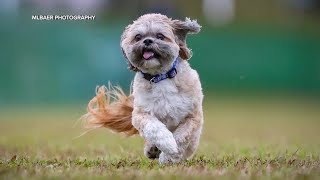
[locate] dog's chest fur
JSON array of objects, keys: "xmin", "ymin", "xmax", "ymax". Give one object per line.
[{"xmin": 133, "ymin": 74, "xmax": 193, "ymax": 131}]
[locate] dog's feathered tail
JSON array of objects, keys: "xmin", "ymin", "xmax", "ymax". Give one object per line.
[{"xmin": 82, "ymin": 85, "xmax": 138, "ymax": 136}]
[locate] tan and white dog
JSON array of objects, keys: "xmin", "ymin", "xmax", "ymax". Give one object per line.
[{"xmin": 84, "ymin": 13, "xmax": 203, "ymax": 164}]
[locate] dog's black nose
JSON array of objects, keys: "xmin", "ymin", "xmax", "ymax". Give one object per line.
[{"xmin": 143, "ymin": 39, "xmax": 153, "ymax": 46}]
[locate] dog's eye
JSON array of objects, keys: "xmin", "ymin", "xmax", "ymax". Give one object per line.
[
  {"xmin": 156, "ymin": 33, "xmax": 165, "ymax": 40},
  {"xmin": 135, "ymin": 34, "xmax": 142, "ymax": 41}
]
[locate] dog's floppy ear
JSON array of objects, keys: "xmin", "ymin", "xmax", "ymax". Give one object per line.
[
  {"xmin": 171, "ymin": 18, "xmax": 201, "ymax": 60},
  {"xmin": 121, "ymin": 48, "xmax": 139, "ymax": 72},
  {"xmin": 120, "ymin": 25, "xmax": 139, "ymax": 72}
]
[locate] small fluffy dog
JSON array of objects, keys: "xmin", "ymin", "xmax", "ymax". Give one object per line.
[{"xmin": 84, "ymin": 13, "xmax": 203, "ymax": 164}]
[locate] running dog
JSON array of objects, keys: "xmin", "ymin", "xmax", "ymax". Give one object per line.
[{"xmin": 83, "ymin": 13, "xmax": 203, "ymax": 164}]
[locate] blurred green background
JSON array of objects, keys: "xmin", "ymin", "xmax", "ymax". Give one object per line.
[{"xmin": 0, "ymin": 0, "xmax": 319, "ymax": 105}]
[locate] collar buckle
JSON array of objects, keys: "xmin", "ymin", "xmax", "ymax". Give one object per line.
[
  {"xmin": 149, "ymin": 77, "xmax": 156, "ymax": 84},
  {"xmin": 168, "ymin": 68, "xmax": 177, "ymax": 79}
]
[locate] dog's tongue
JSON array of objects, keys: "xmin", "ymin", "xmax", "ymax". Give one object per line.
[{"xmin": 143, "ymin": 51, "xmax": 154, "ymax": 60}]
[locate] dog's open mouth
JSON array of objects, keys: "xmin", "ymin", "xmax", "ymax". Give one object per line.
[{"xmin": 142, "ymin": 48, "xmax": 159, "ymax": 60}]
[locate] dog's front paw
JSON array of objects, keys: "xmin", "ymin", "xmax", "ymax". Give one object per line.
[
  {"xmin": 143, "ymin": 121, "xmax": 178, "ymax": 155},
  {"xmin": 144, "ymin": 145, "xmax": 161, "ymax": 159},
  {"xmin": 158, "ymin": 152, "xmax": 181, "ymax": 164}
]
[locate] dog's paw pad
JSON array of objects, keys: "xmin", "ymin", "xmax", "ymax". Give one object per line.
[{"xmin": 147, "ymin": 146, "xmax": 161, "ymax": 159}]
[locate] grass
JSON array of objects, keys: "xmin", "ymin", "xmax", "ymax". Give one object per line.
[{"xmin": 0, "ymin": 96, "xmax": 320, "ymax": 179}]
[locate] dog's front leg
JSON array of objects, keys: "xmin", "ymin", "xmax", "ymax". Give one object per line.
[
  {"xmin": 144, "ymin": 140, "xmax": 161, "ymax": 159},
  {"xmin": 132, "ymin": 109, "xmax": 178, "ymax": 157},
  {"xmin": 175, "ymin": 113, "xmax": 202, "ymax": 155},
  {"xmin": 159, "ymin": 112, "xmax": 203, "ymax": 163}
]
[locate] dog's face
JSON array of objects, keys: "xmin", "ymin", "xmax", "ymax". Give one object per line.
[{"xmin": 121, "ymin": 14, "xmax": 201, "ymax": 74}]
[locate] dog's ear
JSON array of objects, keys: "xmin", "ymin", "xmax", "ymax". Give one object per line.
[
  {"xmin": 121, "ymin": 48, "xmax": 139, "ymax": 72},
  {"xmin": 120, "ymin": 24, "xmax": 139, "ymax": 72},
  {"xmin": 171, "ymin": 18, "xmax": 201, "ymax": 60}
]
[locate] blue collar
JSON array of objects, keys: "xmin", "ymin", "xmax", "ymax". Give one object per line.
[{"xmin": 141, "ymin": 58, "xmax": 179, "ymax": 84}]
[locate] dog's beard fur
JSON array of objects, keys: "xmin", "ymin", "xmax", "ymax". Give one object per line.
[{"xmin": 129, "ymin": 41, "xmax": 179, "ymax": 74}]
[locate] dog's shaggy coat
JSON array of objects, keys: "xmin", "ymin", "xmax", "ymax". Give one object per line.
[{"xmin": 83, "ymin": 14, "xmax": 203, "ymax": 164}]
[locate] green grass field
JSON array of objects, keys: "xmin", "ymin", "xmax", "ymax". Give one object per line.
[{"xmin": 1, "ymin": 96, "xmax": 320, "ymax": 179}]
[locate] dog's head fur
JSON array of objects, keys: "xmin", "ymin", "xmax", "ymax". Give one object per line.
[{"xmin": 120, "ymin": 14, "xmax": 201, "ymax": 74}]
